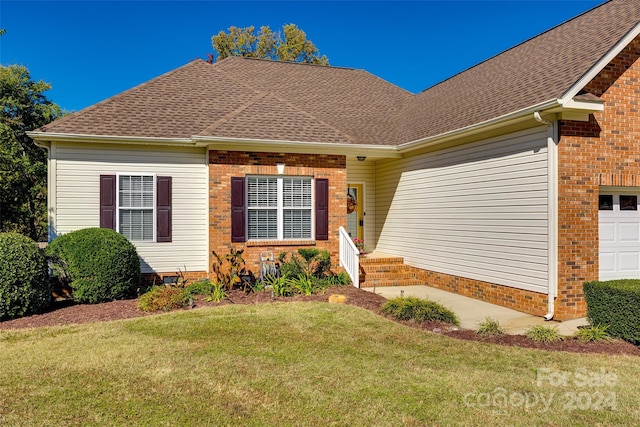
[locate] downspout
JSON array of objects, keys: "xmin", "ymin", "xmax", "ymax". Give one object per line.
[
  {"xmin": 534, "ymin": 112, "xmax": 557, "ymax": 321},
  {"xmin": 33, "ymin": 140, "xmax": 54, "ymax": 242}
]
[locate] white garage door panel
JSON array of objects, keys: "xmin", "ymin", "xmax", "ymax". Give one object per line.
[
  {"xmin": 599, "ymin": 192, "xmax": 640, "ymax": 280},
  {"xmin": 599, "ymin": 222, "xmax": 615, "ymax": 242},
  {"xmin": 619, "ymin": 252, "xmax": 640, "ymax": 271},
  {"xmin": 599, "ymin": 252, "xmax": 615, "ymax": 273},
  {"xmin": 619, "ymin": 222, "xmax": 640, "ymax": 241}
]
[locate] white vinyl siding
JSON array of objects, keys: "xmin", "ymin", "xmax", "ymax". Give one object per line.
[
  {"xmin": 346, "ymin": 158, "xmax": 376, "ymax": 249},
  {"xmin": 52, "ymin": 142, "xmax": 208, "ymax": 274},
  {"xmin": 375, "ymin": 126, "xmax": 550, "ymax": 293},
  {"xmin": 247, "ymin": 176, "xmax": 312, "ymax": 240}
]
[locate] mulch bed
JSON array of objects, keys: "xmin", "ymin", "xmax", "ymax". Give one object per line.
[{"xmin": 1, "ymin": 286, "xmax": 638, "ymax": 356}]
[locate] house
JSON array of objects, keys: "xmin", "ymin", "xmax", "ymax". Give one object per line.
[{"xmin": 28, "ymin": 0, "xmax": 640, "ymax": 320}]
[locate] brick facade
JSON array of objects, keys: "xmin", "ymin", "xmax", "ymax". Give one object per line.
[
  {"xmin": 556, "ymin": 36, "xmax": 640, "ymax": 319},
  {"xmin": 208, "ymin": 150, "xmax": 347, "ymax": 275}
]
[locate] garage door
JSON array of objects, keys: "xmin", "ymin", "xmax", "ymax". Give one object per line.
[{"xmin": 599, "ymin": 192, "xmax": 640, "ymax": 280}]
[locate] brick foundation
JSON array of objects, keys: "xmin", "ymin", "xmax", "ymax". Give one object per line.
[
  {"xmin": 410, "ymin": 267, "xmax": 549, "ymax": 317},
  {"xmin": 208, "ymin": 150, "xmax": 347, "ymax": 274},
  {"xmin": 141, "ymin": 271, "xmax": 209, "ymax": 287}
]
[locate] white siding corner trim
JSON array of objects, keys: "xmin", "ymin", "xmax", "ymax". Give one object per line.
[
  {"xmin": 51, "ymin": 142, "xmax": 208, "ymax": 274},
  {"xmin": 375, "ymin": 126, "xmax": 550, "ymax": 294}
]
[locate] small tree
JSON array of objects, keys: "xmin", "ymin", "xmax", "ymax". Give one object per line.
[
  {"xmin": 209, "ymin": 24, "xmax": 328, "ymax": 65},
  {"xmin": 0, "ymin": 63, "xmax": 64, "ymax": 241}
]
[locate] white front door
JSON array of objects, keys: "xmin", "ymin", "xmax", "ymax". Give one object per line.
[{"xmin": 599, "ymin": 192, "xmax": 640, "ymax": 280}]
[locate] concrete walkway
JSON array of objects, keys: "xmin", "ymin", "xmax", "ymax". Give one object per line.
[{"xmin": 361, "ymin": 285, "xmax": 588, "ymax": 336}]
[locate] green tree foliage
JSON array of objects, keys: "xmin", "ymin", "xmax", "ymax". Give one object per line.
[
  {"xmin": 0, "ymin": 64, "xmax": 63, "ymax": 241},
  {"xmin": 210, "ymin": 24, "xmax": 328, "ymax": 65},
  {"xmin": 0, "ymin": 232, "xmax": 50, "ymax": 319}
]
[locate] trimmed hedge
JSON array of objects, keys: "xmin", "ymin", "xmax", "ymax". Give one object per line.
[
  {"xmin": 0, "ymin": 233, "xmax": 50, "ymax": 319},
  {"xmin": 583, "ymin": 279, "xmax": 640, "ymax": 344},
  {"xmin": 46, "ymin": 228, "xmax": 141, "ymax": 304}
]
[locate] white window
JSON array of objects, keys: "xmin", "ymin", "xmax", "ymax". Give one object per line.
[
  {"xmin": 247, "ymin": 176, "xmax": 313, "ymax": 240},
  {"xmin": 118, "ymin": 175, "xmax": 155, "ymax": 241}
]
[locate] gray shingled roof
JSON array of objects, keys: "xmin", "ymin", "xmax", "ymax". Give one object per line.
[{"xmin": 38, "ymin": 0, "xmax": 640, "ymax": 147}]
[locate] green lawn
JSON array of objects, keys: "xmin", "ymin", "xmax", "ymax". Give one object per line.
[{"xmin": 1, "ymin": 302, "xmax": 638, "ymax": 426}]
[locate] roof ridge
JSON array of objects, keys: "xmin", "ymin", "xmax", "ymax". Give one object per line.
[
  {"xmin": 416, "ymin": 0, "xmax": 614, "ymax": 95},
  {"xmin": 210, "ymin": 64, "xmax": 264, "ymax": 94},
  {"xmin": 218, "ymin": 55, "xmax": 355, "ymax": 71},
  {"xmin": 211, "ymin": 63, "xmax": 358, "ymax": 142},
  {"xmin": 200, "ymin": 91, "xmax": 269, "ymax": 134},
  {"xmin": 39, "ymin": 60, "xmax": 208, "ymax": 132}
]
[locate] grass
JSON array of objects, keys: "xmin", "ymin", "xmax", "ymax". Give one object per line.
[{"xmin": 1, "ymin": 303, "xmax": 640, "ymax": 426}]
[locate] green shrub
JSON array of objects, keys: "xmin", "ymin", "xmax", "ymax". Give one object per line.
[
  {"xmin": 575, "ymin": 325, "xmax": 611, "ymax": 343},
  {"xmin": 288, "ymin": 275, "xmax": 316, "ymax": 296},
  {"xmin": 205, "ymin": 282, "xmax": 227, "ymax": 302},
  {"xmin": 138, "ymin": 286, "xmax": 190, "ymax": 312},
  {"xmin": 46, "ymin": 228, "xmax": 141, "ymax": 304},
  {"xmin": 583, "ymin": 279, "xmax": 640, "ymax": 344},
  {"xmin": 476, "ymin": 317, "xmax": 505, "ymax": 337},
  {"xmin": 264, "ymin": 274, "xmax": 293, "ymax": 297},
  {"xmin": 525, "ymin": 325, "xmax": 563, "ymax": 343},
  {"xmin": 318, "ymin": 271, "xmax": 351, "ymax": 288},
  {"xmin": 279, "ymin": 249, "xmax": 332, "ymax": 280},
  {"xmin": 382, "ymin": 296, "xmax": 459, "ymax": 325},
  {"xmin": 185, "ymin": 279, "xmax": 215, "ymax": 296},
  {"xmin": 0, "ymin": 233, "xmax": 50, "ymax": 319}
]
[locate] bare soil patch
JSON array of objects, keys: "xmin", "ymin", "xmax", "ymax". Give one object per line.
[{"xmin": 1, "ymin": 286, "xmax": 638, "ymax": 356}]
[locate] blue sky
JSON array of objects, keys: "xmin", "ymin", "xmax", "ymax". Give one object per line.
[{"xmin": 1, "ymin": 0, "xmax": 603, "ymax": 112}]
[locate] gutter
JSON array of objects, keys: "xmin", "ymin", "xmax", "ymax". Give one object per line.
[
  {"xmin": 190, "ymin": 135, "xmax": 402, "ymax": 158},
  {"xmin": 397, "ymin": 98, "xmax": 560, "ymax": 153},
  {"xmin": 26, "ymin": 131, "xmax": 195, "ymax": 146}
]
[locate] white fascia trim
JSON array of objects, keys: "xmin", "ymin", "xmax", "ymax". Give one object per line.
[
  {"xmin": 26, "ymin": 131, "xmax": 195, "ymax": 146},
  {"xmin": 192, "ymin": 135, "xmax": 402, "ymax": 158},
  {"xmin": 397, "ymin": 98, "xmax": 561, "ymax": 153},
  {"xmin": 560, "ymin": 22, "xmax": 640, "ymax": 103},
  {"xmin": 561, "ymin": 98, "xmax": 605, "ymax": 111}
]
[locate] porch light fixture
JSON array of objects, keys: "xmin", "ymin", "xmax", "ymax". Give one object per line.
[
  {"xmin": 357, "ymin": 156, "xmax": 366, "ymax": 162},
  {"xmin": 276, "ymin": 163, "xmax": 285, "ymax": 174}
]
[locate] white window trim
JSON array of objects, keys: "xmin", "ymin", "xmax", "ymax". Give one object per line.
[
  {"xmin": 116, "ymin": 173, "xmax": 157, "ymax": 242},
  {"xmin": 247, "ymin": 175, "xmax": 314, "ymax": 241}
]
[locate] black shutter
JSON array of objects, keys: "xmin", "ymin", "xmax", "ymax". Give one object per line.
[
  {"xmin": 231, "ymin": 177, "xmax": 246, "ymax": 242},
  {"xmin": 156, "ymin": 176, "xmax": 172, "ymax": 242},
  {"xmin": 100, "ymin": 175, "xmax": 116, "ymax": 230},
  {"xmin": 315, "ymin": 178, "xmax": 329, "ymax": 241}
]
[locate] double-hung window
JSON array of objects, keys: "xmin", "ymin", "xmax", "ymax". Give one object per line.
[
  {"xmin": 247, "ymin": 176, "xmax": 313, "ymax": 240},
  {"xmin": 118, "ymin": 175, "xmax": 155, "ymax": 241}
]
